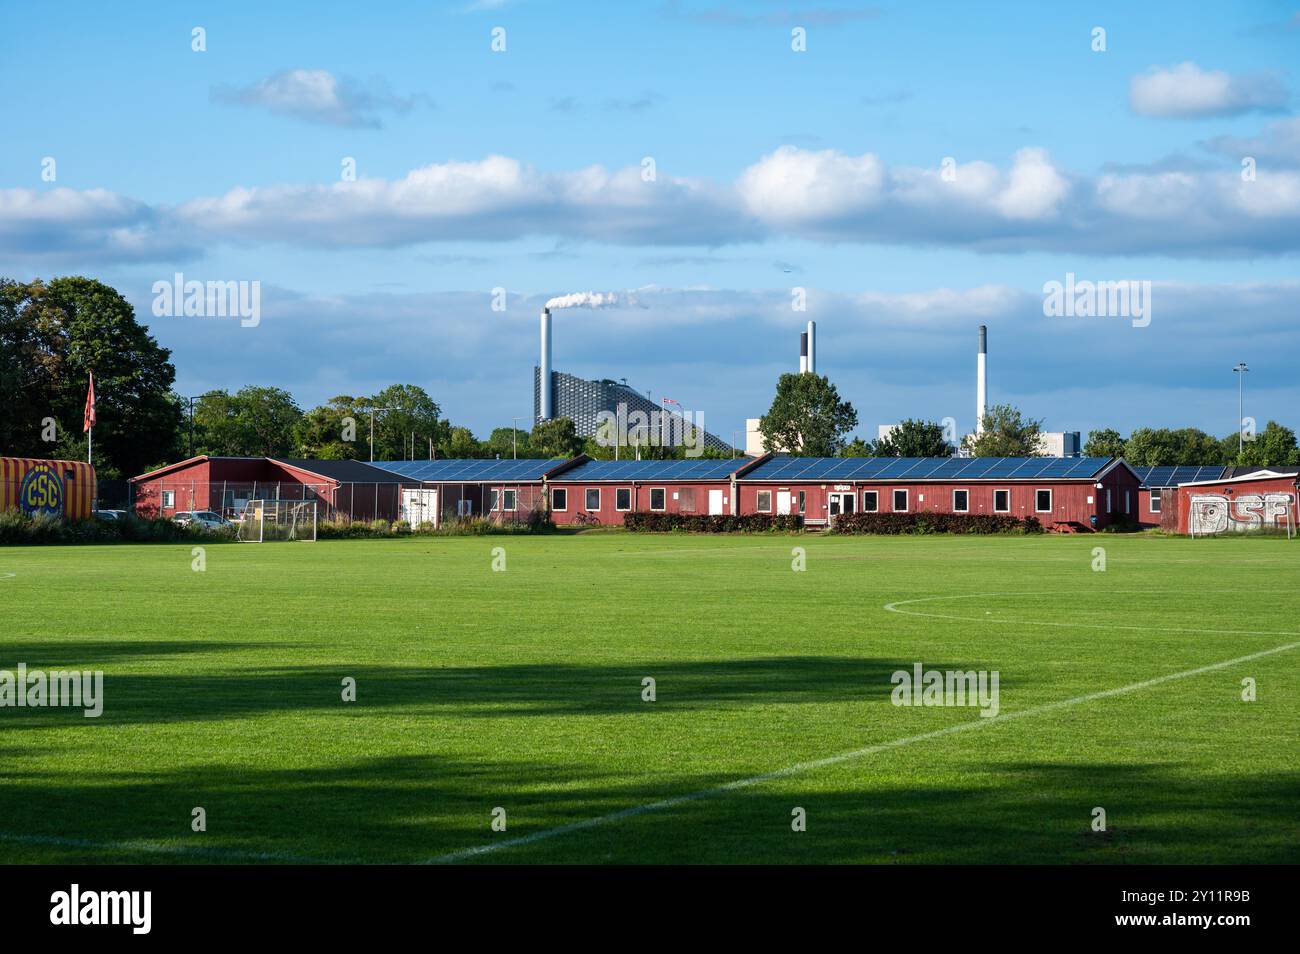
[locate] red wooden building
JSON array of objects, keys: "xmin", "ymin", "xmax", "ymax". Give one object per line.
[
  {"xmin": 1170, "ymin": 469, "xmax": 1299, "ymax": 535},
  {"xmin": 130, "ymin": 456, "xmax": 415, "ymax": 522},
  {"xmin": 736, "ymin": 456, "xmax": 1142, "ymax": 530},
  {"xmin": 544, "ymin": 457, "xmax": 765, "ymax": 525}
]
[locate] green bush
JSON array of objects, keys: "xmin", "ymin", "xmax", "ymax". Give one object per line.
[
  {"xmin": 0, "ymin": 509, "xmax": 233, "ymax": 546},
  {"xmin": 624, "ymin": 512, "xmax": 804, "ymax": 533},
  {"xmin": 829, "ymin": 512, "xmax": 1042, "ymax": 535},
  {"xmin": 316, "ymin": 513, "xmax": 556, "ymax": 539}
]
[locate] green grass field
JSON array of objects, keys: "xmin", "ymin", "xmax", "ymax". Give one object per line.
[{"xmin": 0, "ymin": 532, "xmax": 1296, "ymax": 864}]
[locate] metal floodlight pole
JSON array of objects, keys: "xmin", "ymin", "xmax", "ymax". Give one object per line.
[
  {"xmin": 512, "ymin": 416, "xmax": 527, "ymax": 460},
  {"xmin": 1232, "ymin": 362, "xmax": 1249, "ymax": 455}
]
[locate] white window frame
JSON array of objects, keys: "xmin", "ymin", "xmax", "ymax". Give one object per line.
[
  {"xmin": 862, "ymin": 490, "xmax": 878, "ymax": 512},
  {"xmin": 892, "ymin": 489, "xmax": 908, "ymax": 512},
  {"xmin": 1106, "ymin": 488, "xmax": 1112, "ymax": 512},
  {"xmin": 161, "ymin": 490, "xmax": 175, "ymax": 509},
  {"xmin": 502, "ymin": 489, "xmax": 517, "ymax": 511},
  {"xmin": 797, "ymin": 491, "xmax": 806, "ymax": 514},
  {"xmin": 993, "ymin": 488, "xmax": 1010, "ymax": 513},
  {"xmin": 585, "ymin": 488, "xmax": 600, "ymax": 512},
  {"xmin": 649, "ymin": 487, "xmax": 667, "ymax": 511},
  {"xmin": 1035, "ymin": 488, "xmax": 1053, "ymax": 513},
  {"xmin": 615, "ymin": 487, "xmax": 633, "ymax": 512},
  {"xmin": 952, "ymin": 489, "xmax": 970, "ymax": 513},
  {"xmin": 1149, "ymin": 487, "xmax": 1162, "ymax": 513},
  {"xmin": 489, "ymin": 488, "xmax": 500, "ymax": 511},
  {"xmin": 757, "ymin": 490, "xmax": 772, "ymax": 513},
  {"xmin": 551, "ymin": 487, "xmax": 567, "ymax": 511}
]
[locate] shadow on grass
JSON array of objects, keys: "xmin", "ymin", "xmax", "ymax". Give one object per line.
[
  {"xmin": 0, "ymin": 755, "xmax": 1294, "ymax": 865},
  {"xmin": 0, "ymin": 656, "xmax": 1010, "ymax": 726}
]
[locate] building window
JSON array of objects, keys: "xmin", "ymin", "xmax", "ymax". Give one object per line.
[
  {"xmin": 679, "ymin": 488, "xmax": 696, "ymax": 513},
  {"xmin": 502, "ymin": 489, "xmax": 517, "ymax": 511},
  {"xmin": 161, "ymin": 490, "xmax": 175, "ymax": 509},
  {"xmin": 892, "ymin": 489, "xmax": 908, "ymax": 512},
  {"xmin": 489, "ymin": 489, "xmax": 499, "ymax": 511},
  {"xmin": 458, "ymin": 499, "xmax": 473, "ymax": 516},
  {"xmin": 615, "ymin": 488, "xmax": 632, "ymax": 511},
  {"xmin": 863, "ymin": 490, "xmax": 878, "ymax": 512},
  {"xmin": 994, "ymin": 489, "xmax": 1010, "ymax": 513},
  {"xmin": 757, "ymin": 490, "xmax": 772, "ymax": 513},
  {"xmin": 1035, "ymin": 489, "xmax": 1052, "ymax": 513},
  {"xmin": 1124, "ymin": 490, "xmax": 1131, "ymax": 513},
  {"xmin": 1150, "ymin": 488, "xmax": 1162, "ymax": 513},
  {"xmin": 551, "ymin": 488, "xmax": 567, "ymax": 511},
  {"xmin": 953, "ymin": 489, "xmax": 969, "ymax": 512},
  {"xmin": 1106, "ymin": 488, "xmax": 1112, "ymax": 512},
  {"xmin": 797, "ymin": 491, "xmax": 806, "ymax": 514},
  {"xmin": 649, "ymin": 488, "xmax": 666, "ymax": 511},
  {"xmin": 585, "ymin": 488, "xmax": 600, "ymax": 511}
]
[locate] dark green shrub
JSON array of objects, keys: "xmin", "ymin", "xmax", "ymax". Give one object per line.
[
  {"xmin": 624, "ymin": 512, "xmax": 804, "ymax": 533},
  {"xmin": 830, "ymin": 512, "xmax": 1042, "ymax": 535}
]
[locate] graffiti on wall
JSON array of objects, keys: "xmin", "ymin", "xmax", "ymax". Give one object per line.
[{"xmin": 1189, "ymin": 493, "xmax": 1295, "ymax": 534}]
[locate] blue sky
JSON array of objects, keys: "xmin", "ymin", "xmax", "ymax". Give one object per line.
[{"xmin": 2, "ymin": 0, "xmax": 1298, "ymax": 443}]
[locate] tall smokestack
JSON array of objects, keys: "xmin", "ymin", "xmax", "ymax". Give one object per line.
[
  {"xmin": 540, "ymin": 307, "xmax": 553, "ymax": 420},
  {"xmin": 806, "ymin": 320, "xmax": 816, "ymax": 374},
  {"xmin": 799, "ymin": 331, "xmax": 808, "ymax": 373},
  {"xmin": 976, "ymin": 324, "xmax": 987, "ymax": 434}
]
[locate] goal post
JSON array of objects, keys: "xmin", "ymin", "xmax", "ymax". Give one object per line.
[{"xmin": 236, "ymin": 500, "xmax": 317, "ymax": 542}]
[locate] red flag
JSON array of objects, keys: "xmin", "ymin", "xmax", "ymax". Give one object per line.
[
  {"xmin": 83, "ymin": 372, "xmax": 96, "ymax": 432},
  {"xmin": 663, "ymin": 397, "xmax": 679, "ymax": 405}
]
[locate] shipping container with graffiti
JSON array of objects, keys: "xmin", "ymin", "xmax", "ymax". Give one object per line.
[{"xmin": 0, "ymin": 457, "xmax": 97, "ymax": 520}]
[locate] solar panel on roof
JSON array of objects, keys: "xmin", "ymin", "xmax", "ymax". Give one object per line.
[
  {"xmin": 371, "ymin": 458, "xmax": 567, "ymax": 482},
  {"xmin": 739, "ymin": 455, "xmax": 1115, "ymax": 482}
]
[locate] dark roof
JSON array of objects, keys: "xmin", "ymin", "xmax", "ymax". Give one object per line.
[
  {"xmin": 370, "ymin": 458, "xmax": 571, "ymax": 482},
  {"xmin": 1226, "ymin": 465, "xmax": 1300, "ymax": 479},
  {"xmin": 741, "ymin": 456, "xmax": 1117, "ymax": 482},
  {"xmin": 550, "ymin": 458, "xmax": 753, "ymax": 482},
  {"xmin": 1131, "ymin": 465, "xmax": 1230, "ymax": 488},
  {"xmin": 131, "ymin": 455, "xmax": 266, "ymax": 482},
  {"xmin": 274, "ymin": 458, "xmax": 411, "ymax": 483}
]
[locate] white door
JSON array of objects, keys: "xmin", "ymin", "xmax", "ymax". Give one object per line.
[
  {"xmin": 402, "ymin": 489, "xmax": 437, "ymax": 527},
  {"xmin": 776, "ymin": 491, "xmax": 791, "ymax": 515},
  {"xmin": 708, "ymin": 489, "xmax": 724, "ymax": 515}
]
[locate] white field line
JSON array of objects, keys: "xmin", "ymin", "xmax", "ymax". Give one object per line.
[
  {"xmin": 882, "ymin": 593, "xmax": 1299, "ymax": 638},
  {"xmin": 422, "ymin": 637, "xmax": 1300, "ymax": 864},
  {"xmin": 0, "ymin": 830, "xmax": 354, "ymax": 864}
]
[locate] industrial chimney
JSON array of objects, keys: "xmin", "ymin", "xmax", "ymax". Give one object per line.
[
  {"xmin": 799, "ymin": 331, "xmax": 808, "ymax": 373},
  {"xmin": 540, "ymin": 307, "xmax": 553, "ymax": 420},
  {"xmin": 806, "ymin": 320, "xmax": 816, "ymax": 374},
  {"xmin": 976, "ymin": 324, "xmax": 987, "ymax": 434}
]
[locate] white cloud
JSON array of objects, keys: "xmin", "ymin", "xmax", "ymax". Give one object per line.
[
  {"xmin": 1203, "ymin": 117, "xmax": 1300, "ymax": 166},
  {"xmin": 7, "ymin": 145, "xmax": 1300, "ymax": 262},
  {"xmin": 137, "ymin": 281, "xmax": 1300, "ymax": 442},
  {"xmin": 1130, "ymin": 62, "xmax": 1288, "ymax": 118},
  {"xmin": 211, "ymin": 69, "xmax": 433, "ymax": 128}
]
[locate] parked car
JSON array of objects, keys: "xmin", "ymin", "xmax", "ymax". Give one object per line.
[
  {"xmin": 172, "ymin": 511, "xmax": 230, "ymax": 530},
  {"xmin": 93, "ymin": 509, "xmax": 129, "ymax": 521}
]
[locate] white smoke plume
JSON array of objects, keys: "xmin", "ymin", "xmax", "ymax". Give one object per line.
[{"xmin": 544, "ymin": 291, "xmax": 634, "ymax": 310}]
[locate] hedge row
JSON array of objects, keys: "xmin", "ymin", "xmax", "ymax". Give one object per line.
[
  {"xmin": 318, "ymin": 512, "xmax": 557, "ymax": 539},
  {"xmin": 624, "ymin": 512, "xmax": 804, "ymax": 533},
  {"xmin": 0, "ymin": 509, "xmax": 235, "ymax": 546},
  {"xmin": 829, "ymin": 512, "xmax": 1042, "ymax": 534}
]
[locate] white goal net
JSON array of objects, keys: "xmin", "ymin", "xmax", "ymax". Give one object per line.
[{"xmin": 236, "ymin": 500, "xmax": 318, "ymax": 542}]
